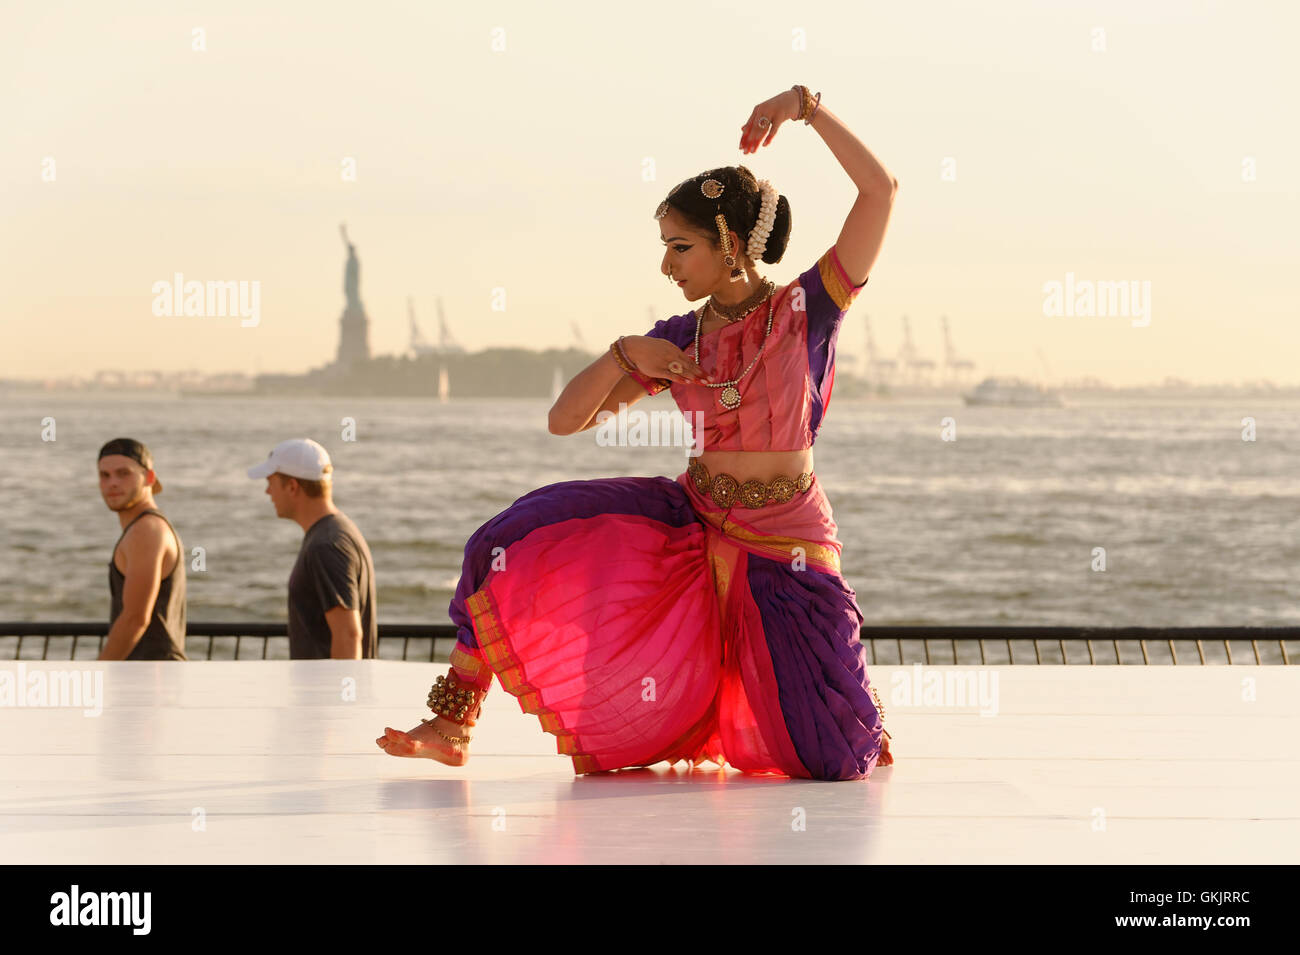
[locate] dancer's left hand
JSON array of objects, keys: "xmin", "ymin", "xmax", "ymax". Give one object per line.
[{"xmin": 739, "ymin": 89, "xmax": 802, "ymax": 154}]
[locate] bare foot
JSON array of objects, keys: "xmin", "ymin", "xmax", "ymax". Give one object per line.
[
  {"xmin": 375, "ymin": 717, "xmax": 471, "ymax": 767},
  {"xmin": 878, "ymin": 732, "xmax": 894, "ymax": 767}
]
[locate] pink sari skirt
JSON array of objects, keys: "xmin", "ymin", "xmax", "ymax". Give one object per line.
[{"xmin": 446, "ymin": 467, "xmax": 886, "ymax": 780}]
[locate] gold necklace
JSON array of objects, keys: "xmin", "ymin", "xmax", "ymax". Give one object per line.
[
  {"xmin": 693, "ymin": 293, "xmax": 776, "ymax": 410},
  {"xmin": 707, "ymin": 279, "xmax": 775, "ymax": 321}
]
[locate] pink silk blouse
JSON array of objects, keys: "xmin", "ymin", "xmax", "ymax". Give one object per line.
[{"xmin": 642, "ymin": 244, "xmax": 868, "ymax": 452}]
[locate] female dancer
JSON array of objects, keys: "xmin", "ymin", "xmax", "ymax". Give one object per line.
[{"xmin": 377, "ymin": 85, "xmax": 898, "ymax": 779}]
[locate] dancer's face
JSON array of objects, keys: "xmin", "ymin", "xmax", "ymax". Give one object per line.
[{"xmin": 659, "ymin": 207, "xmax": 741, "ymax": 302}]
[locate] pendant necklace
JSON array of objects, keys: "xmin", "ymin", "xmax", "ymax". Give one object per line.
[{"xmin": 693, "ymin": 286, "xmax": 777, "ymax": 410}]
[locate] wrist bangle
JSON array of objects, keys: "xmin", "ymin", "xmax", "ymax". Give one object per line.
[
  {"xmin": 609, "ymin": 339, "xmax": 636, "ymax": 374},
  {"xmin": 804, "ymin": 91, "xmax": 822, "ymax": 125},
  {"xmin": 792, "ymin": 84, "xmax": 809, "ymax": 122},
  {"xmin": 612, "ymin": 337, "xmax": 670, "ymax": 395}
]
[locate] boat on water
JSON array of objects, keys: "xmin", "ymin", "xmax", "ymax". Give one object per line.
[{"xmin": 961, "ymin": 376, "xmax": 1065, "ymax": 407}]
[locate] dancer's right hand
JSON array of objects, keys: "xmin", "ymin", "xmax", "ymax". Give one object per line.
[{"xmin": 622, "ymin": 335, "xmax": 712, "ymax": 385}]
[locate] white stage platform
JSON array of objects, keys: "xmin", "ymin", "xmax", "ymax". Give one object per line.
[{"xmin": 1, "ymin": 661, "xmax": 1297, "ymax": 864}]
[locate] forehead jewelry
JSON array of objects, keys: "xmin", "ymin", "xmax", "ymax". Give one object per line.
[
  {"xmin": 653, "ymin": 176, "xmax": 735, "ymax": 270},
  {"xmin": 654, "ymin": 176, "xmax": 694, "ymax": 220}
]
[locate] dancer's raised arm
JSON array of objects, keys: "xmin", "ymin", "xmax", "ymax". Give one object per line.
[{"xmin": 739, "ymin": 87, "xmax": 897, "ymax": 285}]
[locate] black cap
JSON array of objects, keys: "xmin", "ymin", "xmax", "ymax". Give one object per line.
[{"xmin": 98, "ymin": 438, "xmax": 162, "ymax": 494}]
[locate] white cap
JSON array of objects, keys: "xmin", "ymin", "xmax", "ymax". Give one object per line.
[{"xmin": 247, "ymin": 438, "xmax": 333, "ymax": 481}]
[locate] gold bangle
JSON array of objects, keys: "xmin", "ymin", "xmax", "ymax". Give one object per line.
[
  {"xmin": 610, "ymin": 338, "xmax": 669, "ymax": 393},
  {"xmin": 609, "ymin": 339, "xmax": 636, "ymax": 374},
  {"xmin": 793, "ymin": 84, "xmax": 811, "ymax": 122},
  {"xmin": 615, "ymin": 335, "xmax": 639, "ymax": 370},
  {"xmin": 804, "ymin": 91, "xmax": 822, "ymax": 126}
]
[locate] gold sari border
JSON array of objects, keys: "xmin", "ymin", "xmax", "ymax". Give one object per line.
[
  {"xmin": 687, "ymin": 498, "xmax": 841, "ymax": 575},
  {"xmin": 818, "ymin": 244, "xmax": 857, "ymax": 313},
  {"xmin": 464, "ymin": 587, "xmax": 598, "ymax": 768}
]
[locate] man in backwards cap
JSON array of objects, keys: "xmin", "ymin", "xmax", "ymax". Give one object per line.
[
  {"xmin": 248, "ymin": 438, "xmax": 377, "ymax": 659},
  {"xmin": 97, "ymin": 438, "xmax": 188, "ymax": 660}
]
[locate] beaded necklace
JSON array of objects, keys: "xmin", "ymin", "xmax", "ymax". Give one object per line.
[{"xmin": 693, "ymin": 293, "xmax": 776, "ymax": 410}]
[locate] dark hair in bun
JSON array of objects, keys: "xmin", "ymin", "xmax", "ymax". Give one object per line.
[{"xmin": 658, "ymin": 165, "xmax": 792, "ymax": 265}]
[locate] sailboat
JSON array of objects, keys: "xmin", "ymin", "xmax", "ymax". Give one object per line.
[
  {"xmin": 438, "ymin": 365, "xmax": 449, "ymax": 402},
  {"xmin": 551, "ymin": 365, "xmax": 564, "ymax": 402}
]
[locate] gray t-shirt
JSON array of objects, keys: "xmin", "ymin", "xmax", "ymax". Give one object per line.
[{"xmin": 287, "ymin": 512, "xmax": 377, "ymax": 658}]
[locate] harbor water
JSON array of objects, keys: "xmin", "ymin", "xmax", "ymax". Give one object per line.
[{"xmin": 1, "ymin": 393, "xmax": 1296, "ymax": 630}]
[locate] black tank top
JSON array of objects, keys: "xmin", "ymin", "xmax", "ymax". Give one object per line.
[{"xmin": 109, "ymin": 510, "xmax": 188, "ymax": 661}]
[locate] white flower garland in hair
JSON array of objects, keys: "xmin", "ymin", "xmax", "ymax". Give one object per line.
[{"xmin": 743, "ymin": 179, "xmax": 779, "ymax": 262}]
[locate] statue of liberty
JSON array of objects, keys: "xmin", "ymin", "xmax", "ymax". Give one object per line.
[
  {"xmin": 340, "ymin": 223, "xmax": 361, "ymax": 311},
  {"xmin": 335, "ymin": 223, "xmax": 370, "ymax": 367}
]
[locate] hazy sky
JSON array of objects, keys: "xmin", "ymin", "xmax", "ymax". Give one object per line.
[{"xmin": 3, "ymin": 0, "xmax": 1296, "ymax": 385}]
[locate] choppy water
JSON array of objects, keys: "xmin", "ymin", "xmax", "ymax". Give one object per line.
[{"xmin": 0, "ymin": 393, "xmax": 1296, "ymax": 628}]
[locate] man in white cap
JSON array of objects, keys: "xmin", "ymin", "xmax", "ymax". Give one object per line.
[{"xmin": 248, "ymin": 438, "xmax": 377, "ymax": 659}]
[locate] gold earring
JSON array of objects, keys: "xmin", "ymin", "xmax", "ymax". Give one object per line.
[{"xmin": 726, "ymin": 233, "xmax": 749, "ymax": 284}]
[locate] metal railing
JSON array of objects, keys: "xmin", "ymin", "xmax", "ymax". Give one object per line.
[
  {"xmin": 857, "ymin": 625, "xmax": 1297, "ymax": 665},
  {"xmin": 1, "ymin": 622, "xmax": 1296, "ymax": 664}
]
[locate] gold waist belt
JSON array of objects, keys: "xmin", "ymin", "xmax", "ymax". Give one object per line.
[{"xmin": 687, "ymin": 456, "xmax": 813, "ymax": 510}]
